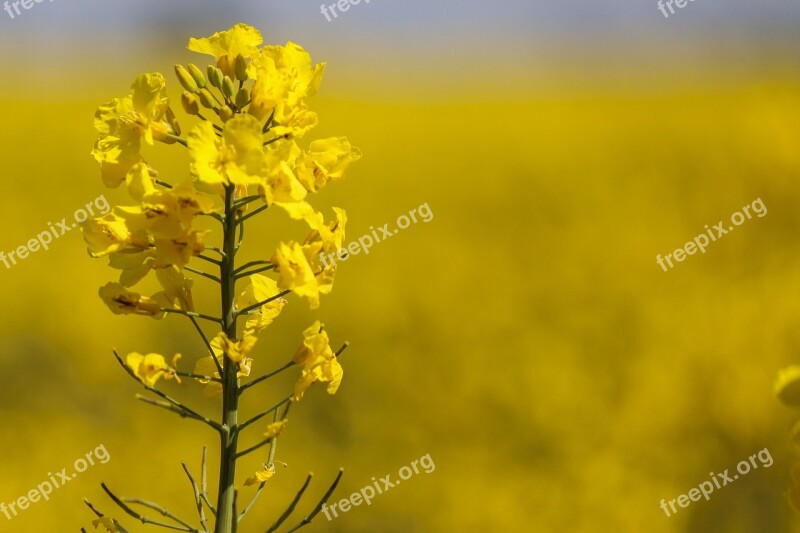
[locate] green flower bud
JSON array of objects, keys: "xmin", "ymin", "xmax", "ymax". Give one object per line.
[
  {"xmin": 235, "ymin": 87, "xmax": 250, "ymax": 109},
  {"xmin": 187, "ymin": 64, "xmax": 207, "ymax": 89},
  {"xmin": 198, "ymin": 88, "xmax": 218, "ymax": 110},
  {"xmin": 222, "ymin": 76, "xmax": 236, "ymax": 100},
  {"xmin": 234, "ymin": 54, "xmax": 248, "ymax": 82},
  {"xmin": 175, "ymin": 65, "xmax": 198, "ymax": 93},
  {"xmin": 181, "ymin": 91, "xmax": 200, "ymax": 115},
  {"xmin": 207, "ymin": 66, "xmax": 224, "ymax": 88}
]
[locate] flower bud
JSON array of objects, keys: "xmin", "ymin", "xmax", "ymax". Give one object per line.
[
  {"xmin": 207, "ymin": 66, "xmax": 224, "ymax": 88},
  {"xmin": 181, "ymin": 91, "xmax": 200, "ymax": 115},
  {"xmin": 222, "ymin": 76, "xmax": 236, "ymax": 100},
  {"xmin": 235, "ymin": 87, "xmax": 250, "ymax": 109},
  {"xmin": 166, "ymin": 107, "xmax": 181, "ymax": 136},
  {"xmin": 198, "ymin": 88, "xmax": 218, "ymax": 110},
  {"xmin": 216, "ymin": 105, "xmax": 234, "ymax": 122},
  {"xmin": 175, "ymin": 65, "xmax": 198, "ymax": 93},
  {"xmin": 234, "ymin": 54, "xmax": 248, "ymax": 81},
  {"xmin": 187, "ymin": 64, "xmax": 207, "ymax": 89}
]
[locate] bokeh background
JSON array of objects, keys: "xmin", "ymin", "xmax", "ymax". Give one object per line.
[{"xmin": 0, "ymin": 0, "xmax": 799, "ymax": 531}]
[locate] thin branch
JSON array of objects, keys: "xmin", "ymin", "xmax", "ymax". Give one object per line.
[
  {"xmin": 235, "ymin": 265, "xmax": 275, "ymax": 279},
  {"xmin": 162, "ymin": 308, "xmax": 222, "ymax": 324},
  {"xmin": 101, "ymin": 483, "xmax": 198, "ymax": 532},
  {"xmin": 188, "ymin": 316, "xmax": 222, "ymax": 376},
  {"xmin": 282, "ymin": 469, "xmax": 344, "ymax": 533},
  {"xmin": 84, "ymin": 499, "xmax": 131, "ymax": 533},
  {"xmin": 263, "ymin": 135, "xmax": 286, "ymax": 147},
  {"xmin": 136, "ymin": 396, "xmax": 219, "ymax": 430},
  {"xmin": 266, "ymin": 474, "xmax": 313, "ymax": 533},
  {"xmin": 123, "ymin": 498, "xmax": 199, "ymax": 532},
  {"xmin": 113, "ymin": 349, "xmax": 222, "ymax": 432},
  {"xmin": 235, "ymin": 439, "xmax": 270, "ymax": 460},
  {"xmin": 155, "ymin": 179, "xmax": 173, "ymax": 189},
  {"xmin": 233, "ymin": 260, "xmax": 272, "ymax": 276},
  {"xmin": 176, "ymin": 371, "xmax": 222, "ymax": 382},
  {"xmin": 165, "ymin": 133, "xmax": 189, "ymax": 147},
  {"xmin": 181, "ymin": 463, "xmax": 208, "ymax": 532},
  {"xmin": 239, "ymin": 361, "xmax": 293, "ymax": 395},
  {"xmin": 237, "ymin": 204, "xmax": 268, "ymax": 225},
  {"xmin": 200, "ymin": 447, "xmax": 216, "ymax": 518},
  {"xmin": 262, "ymin": 109, "xmax": 275, "ymax": 133},
  {"xmin": 238, "ymin": 394, "xmax": 292, "ymax": 433},
  {"xmin": 185, "ymin": 266, "xmax": 222, "ymax": 284},
  {"xmin": 235, "ymin": 290, "xmax": 291, "ymax": 317},
  {"xmin": 233, "ymin": 195, "xmax": 262, "ymax": 210},
  {"xmin": 198, "ymin": 253, "xmax": 224, "ymax": 264}
]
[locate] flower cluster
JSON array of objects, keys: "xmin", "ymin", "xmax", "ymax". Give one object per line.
[{"xmin": 82, "ymin": 23, "xmax": 357, "ymax": 533}]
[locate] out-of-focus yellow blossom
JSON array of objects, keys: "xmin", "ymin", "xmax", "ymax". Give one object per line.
[
  {"xmin": 264, "ymin": 419, "xmax": 288, "ymax": 440},
  {"xmin": 126, "ymin": 352, "xmax": 180, "ymax": 387},
  {"xmin": 141, "ymin": 180, "xmax": 220, "ymax": 239},
  {"xmin": 151, "ymin": 266, "xmax": 194, "ymax": 311},
  {"xmin": 776, "ymin": 366, "xmax": 800, "ymax": 408},
  {"xmin": 92, "ymin": 73, "xmax": 176, "ymax": 187},
  {"xmin": 92, "ymin": 517, "xmax": 121, "ymax": 532},
  {"xmin": 237, "ymin": 274, "xmax": 287, "ymax": 336},
  {"xmin": 272, "ymin": 241, "xmax": 333, "ymax": 309},
  {"xmin": 296, "ymin": 137, "xmax": 361, "ymax": 193},
  {"xmin": 244, "ymin": 464, "xmax": 276, "ymax": 486},
  {"xmin": 189, "ymin": 115, "xmax": 266, "ymax": 192},
  {"xmin": 213, "ymin": 332, "xmax": 257, "ymax": 364},
  {"xmin": 187, "ymin": 23, "xmax": 263, "ymax": 78},
  {"xmin": 99, "ymin": 282, "xmax": 162, "ymax": 317},
  {"xmin": 293, "ymin": 321, "xmax": 342, "ymax": 400}
]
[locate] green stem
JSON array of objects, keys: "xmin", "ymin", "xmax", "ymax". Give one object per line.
[{"xmin": 215, "ymin": 184, "xmax": 241, "ymax": 533}]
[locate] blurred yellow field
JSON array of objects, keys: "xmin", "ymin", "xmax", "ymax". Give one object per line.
[{"xmin": 0, "ymin": 4, "xmax": 799, "ymax": 532}]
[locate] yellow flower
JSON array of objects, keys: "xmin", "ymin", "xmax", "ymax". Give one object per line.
[
  {"xmin": 237, "ymin": 274, "xmax": 287, "ymax": 337},
  {"xmin": 260, "ymin": 141, "xmax": 308, "ymax": 205},
  {"xmin": 108, "ymin": 249, "xmax": 156, "ymax": 287},
  {"xmin": 151, "ymin": 266, "xmax": 194, "ymax": 311},
  {"xmin": 153, "ymin": 230, "xmax": 207, "ymax": 269},
  {"xmin": 82, "ymin": 213, "xmax": 135, "ymax": 258},
  {"xmin": 244, "ymin": 464, "xmax": 276, "ymax": 486},
  {"xmin": 126, "ymin": 352, "xmax": 179, "ymax": 387},
  {"xmin": 125, "ymin": 161, "xmax": 158, "ymax": 201},
  {"xmin": 271, "ymin": 241, "xmax": 333, "ymax": 309},
  {"xmin": 92, "ymin": 73, "xmax": 175, "ymax": 187},
  {"xmin": 296, "ymin": 137, "xmax": 361, "ymax": 193},
  {"xmin": 193, "ymin": 354, "xmax": 252, "ymax": 399},
  {"xmin": 213, "ymin": 332, "xmax": 257, "ymax": 364},
  {"xmin": 187, "ymin": 23, "xmax": 263, "ymax": 78},
  {"xmin": 304, "ymin": 207, "xmax": 347, "ymax": 253},
  {"xmin": 189, "ymin": 115, "xmax": 266, "ymax": 191},
  {"xmin": 248, "ymin": 42, "xmax": 324, "ymax": 137},
  {"xmin": 776, "ymin": 366, "xmax": 800, "ymax": 408},
  {"xmin": 264, "ymin": 419, "xmax": 288, "ymax": 440},
  {"xmin": 293, "ymin": 321, "xmax": 343, "ymax": 400},
  {"xmin": 99, "ymin": 282, "xmax": 162, "ymax": 317},
  {"xmin": 92, "ymin": 516, "xmax": 121, "ymax": 532}
]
